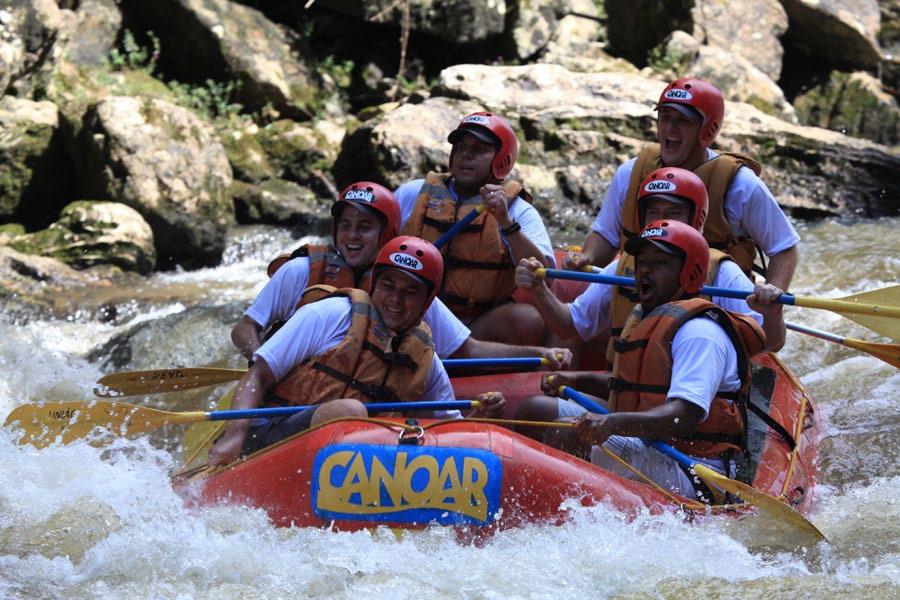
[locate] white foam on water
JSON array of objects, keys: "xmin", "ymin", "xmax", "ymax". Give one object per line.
[{"xmin": 0, "ymin": 428, "xmax": 820, "ymax": 599}]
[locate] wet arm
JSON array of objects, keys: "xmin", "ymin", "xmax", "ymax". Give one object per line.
[{"xmin": 231, "ymin": 315, "xmax": 263, "ymax": 361}]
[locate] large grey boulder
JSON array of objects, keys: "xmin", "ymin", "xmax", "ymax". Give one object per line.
[
  {"xmin": 63, "ymin": 0, "xmax": 121, "ymax": 66},
  {"xmin": 0, "ymin": 96, "xmax": 67, "ymax": 225},
  {"xmin": 231, "ymin": 178, "xmax": 330, "ymax": 230},
  {"xmin": 781, "ymin": 0, "xmax": 883, "ymax": 70},
  {"xmin": 511, "ymin": 0, "xmax": 600, "ymax": 61},
  {"xmin": 122, "ymin": 0, "xmax": 319, "ymax": 119},
  {"xmin": 0, "ymin": 245, "xmax": 99, "ymax": 321},
  {"xmin": 692, "ymin": 0, "xmax": 788, "ymax": 80},
  {"xmin": 0, "ymin": 0, "xmax": 74, "ymax": 97},
  {"xmin": 690, "ymin": 45, "xmax": 796, "ymax": 121},
  {"xmin": 7, "ymin": 200, "xmax": 156, "ymax": 274},
  {"xmin": 77, "ymin": 96, "xmax": 234, "ymax": 269}
]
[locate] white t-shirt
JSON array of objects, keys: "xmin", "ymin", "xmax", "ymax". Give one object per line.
[
  {"xmin": 568, "ymin": 259, "xmax": 763, "ymax": 342},
  {"xmin": 255, "ymin": 297, "xmax": 456, "ymax": 404},
  {"xmin": 591, "ymin": 149, "xmax": 800, "ymax": 257},
  {"xmin": 395, "ymin": 178, "xmax": 556, "ymax": 265},
  {"xmin": 669, "ymin": 316, "xmax": 741, "ymax": 420},
  {"xmin": 244, "ymin": 255, "xmax": 471, "ymax": 358}
]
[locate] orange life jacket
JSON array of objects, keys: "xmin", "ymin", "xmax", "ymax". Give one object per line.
[
  {"xmin": 270, "ymin": 285, "xmax": 434, "ymax": 409},
  {"xmin": 620, "ymin": 145, "xmax": 763, "ymax": 274},
  {"xmin": 609, "ymin": 298, "xmax": 766, "ymax": 458},
  {"xmin": 606, "ymin": 248, "xmax": 732, "ymax": 363},
  {"xmin": 266, "ymin": 244, "xmax": 372, "ymax": 304},
  {"xmin": 401, "ymin": 171, "xmax": 525, "ymax": 322}
]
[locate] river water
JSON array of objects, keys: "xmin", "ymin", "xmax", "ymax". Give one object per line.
[{"xmin": 1, "ymin": 218, "xmax": 898, "ymax": 599}]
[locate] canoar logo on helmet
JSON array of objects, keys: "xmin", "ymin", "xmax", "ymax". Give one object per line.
[
  {"xmin": 389, "ymin": 252, "xmax": 423, "ymax": 270},
  {"xmin": 664, "ymin": 89, "xmax": 692, "ymax": 101},
  {"xmin": 642, "ymin": 227, "xmax": 666, "ymax": 238},
  {"xmin": 344, "ymin": 189, "xmax": 376, "ymax": 203},
  {"xmin": 462, "ymin": 115, "xmax": 491, "ymax": 125},
  {"xmin": 645, "ymin": 181, "xmax": 677, "ymax": 193}
]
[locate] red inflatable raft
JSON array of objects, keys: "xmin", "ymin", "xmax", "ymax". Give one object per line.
[{"xmin": 174, "ymin": 353, "xmax": 819, "ymax": 534}]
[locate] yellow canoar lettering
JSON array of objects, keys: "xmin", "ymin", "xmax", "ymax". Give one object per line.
[
  {"xmin": 315, "ymin": 449, "xmax": 492, "ymax": 521},
  {"xmin": 316, "ymin": 450, "xmax": 354, "ymax": 512},
  {"xmin": 463, "ymin": 457, "xmax": 489, "ymax": 521}
]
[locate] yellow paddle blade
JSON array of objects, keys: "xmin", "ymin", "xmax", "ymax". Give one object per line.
[
  {"xmin": 794, "ymin": 285, "xmax": 900, "ymax": 341},
  {"xmin": 180, "ymin": 390, "xmax": 234, "ymax": 470},
  {"xmin": 840, "ymin": 337, "xmax": 900, "ymax": 368},
  {"xmin": 692, "ymin": 464, "xmax": 826, "ymax": 544},
  {"xmin": 3, "ymin": 401, "xmax": 207, "ymax": 448},
  {"xmin": 95, "ymin": 367, "xmax": 247, "ymax": 397}
]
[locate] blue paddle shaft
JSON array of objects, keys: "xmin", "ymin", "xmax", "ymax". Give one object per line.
[
  {"xmin": 543, "ymin": 269, "xmax": 798, "ymax": 306},
  {"xmin": 434, "ymin": 205, "xmax": 482, "ymax": 249},
  {"xmin": 205, "ymin": 400, "xmax": 475, "ymax": 421},
  {"xmin": 443, "ymin": 357, "xmax": 543, "ymax": 369},
  {"xmin": 560, "ymin": 386, "xmax": 697, "ymax": 470}
]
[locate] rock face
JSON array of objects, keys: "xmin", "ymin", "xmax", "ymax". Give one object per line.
[
  {"xmin": 605, "ymin": 0, "xmax": 693, "ymax": 65},
  {"xmin": 122, "ymin": 0, "xmax": 319, "ymax": 119},
  {"xmin": 77, "ymin": 96, "xmax": 233, "ymax": 269},
  {"xmin": 0, "ymin": 96, "xmax": 68, "ymax": 226},
  {"xmin": 7, "ymin": 200, "xmax": 156, "ymax": 274}
]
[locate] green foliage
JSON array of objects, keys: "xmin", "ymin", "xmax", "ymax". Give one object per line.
[
  {"xmin": 167, "ymin": 79, "xmax": 245, "ymax": 120},
  {"xmin": 320, "ymin": 56, "xmax": 355, "ymax": 90},
  {"xmin": 107, "ymin": 30, "xmax": 160, "ymax": 73}
]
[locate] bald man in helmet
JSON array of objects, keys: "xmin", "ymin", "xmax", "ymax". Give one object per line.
[
  {"xmin": 395, "ymin": 111, "xmax": 555, "ymax": 346},
  {"xmin": 209, "ymin": 237, "xmax": 505, "ymax": 466},
  {"xmin": 567, "ymin": 77, "xmax": 799, "ymax": 299}
]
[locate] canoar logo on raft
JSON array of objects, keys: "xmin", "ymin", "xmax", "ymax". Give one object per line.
[{"xmin": 312, "ymin": 444, "xmax": 503, "ymax": 525}]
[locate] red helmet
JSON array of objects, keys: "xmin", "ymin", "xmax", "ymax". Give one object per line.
[
  {"xmin": 331, "ymin": 181, "xmax": 400, "ymax": 249},
  {"xmin": 656, "ymin": 77, "xmax": 725, "ymax": 147},
  {"xmin": 447, "ymin": 112, "xmax": 518, "ymax": 180},
  {"xmin": 624, "ymin": 220, "xmax": 709, "ymax": 294},
  {"xmin": 371, "ymin": 236, "xmax": 445, "ymax": 312},
  {"xmin": 636, "ymin": 167, "xmax": 709, "ymax": 231}
]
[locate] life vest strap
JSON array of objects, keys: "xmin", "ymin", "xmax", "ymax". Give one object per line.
[
  {"xmin": 443, "ymin": 256, "xmax": 510, "ymax": 271},
  {"xmin": 309, "ymin": 361, "xmax": 400, "ymax": 404},
  {"xmin": 423, "ymin": 215, "xmax": 485, "ymax": 234},
  {"xmin": 608, "ymin": 378, "xmax": 667, "ymax": 394},
  {"xmin": 612, "ymin": 338, "xmax": 649, "ymax": 353},
  {"xmin": 440, "ymin": 292, "xmax": 504, "ymax": 310},
  {"xmin": 361, "ymin": 340, "xmax": 418, "ymax": 371}
]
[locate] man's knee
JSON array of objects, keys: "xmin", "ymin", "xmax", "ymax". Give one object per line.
[{"xmin": 311, "ymin": 398, "xmax": 368, "ymax": 426}]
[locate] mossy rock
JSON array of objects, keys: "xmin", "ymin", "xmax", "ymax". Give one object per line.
[
  {"xmin": 258, "ymin": 119, "xmax": 337, "ymax": 184},
  {"xmin": 8, "ymin": 200, "xmax": 156, "ymax": 274},
  {"xmin": 219, "ymin": 124, "xmax": 277, "ymax": 183},
  {"xmin": 794, "ymin": 71, "xmax": 899, "ymax": 145}
]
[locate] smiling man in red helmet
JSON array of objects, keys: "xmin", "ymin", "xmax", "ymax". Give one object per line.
[
  {"xmin": 210, "ymin": 236, "xmax": 506, "ymax": 466},
  {"xmin": 231, "ymin": 180, "xmax": 572, "ymax": 372},
  {"xmin": 395, "ymin": 112, "xmax": 556, "ymax": 346},
  {"xmin": 566, "ymin": 77, "xmax": 799, "ymax": 296}
]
